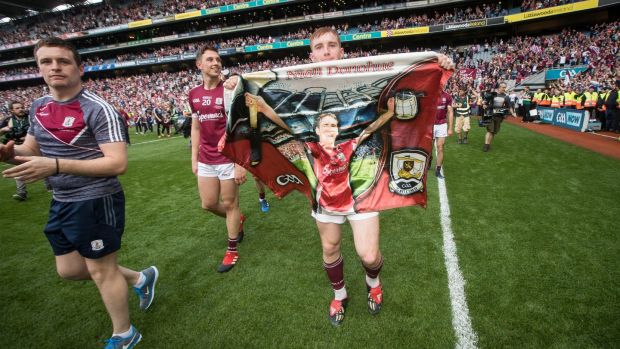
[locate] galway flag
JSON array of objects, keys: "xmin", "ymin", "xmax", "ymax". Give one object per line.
[{"xmin": 222, "ymin": 52, "xmax": 452, "ymax": 213}]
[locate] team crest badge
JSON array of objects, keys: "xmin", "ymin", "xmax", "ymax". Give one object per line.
[
  {"xmin": 62, "ymin": 116, "xmax": 76, "ymax": 127},
  {"xmin": 216, "ymin": 97, "xmax": 223, "ymax": 105},
  {"xmin": 388, "ymin": 149, "xmax": 428, "ymax": 195}
]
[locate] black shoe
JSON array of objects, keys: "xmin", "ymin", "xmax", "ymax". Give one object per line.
[
  {"xmin": 217, "ymin": 250, "xmax": 238, "ymax": 273},
  {"xmin": 12, "ymin": 193, "xmax": 26, "ymax": 201},
  {"xmin": 435, "ymin": 169, "xmax": 444, "ymax": 179},
  {"xmin": 483, "ymin": 144, "xmax": 490, "ymax": 152},
  {"xmin": 367, "ymin": 284, "xmax": 383, "ymax": 315},
  {"xmin": 329, "ymin": 298, "xmax": 348, "ymax": 327}
]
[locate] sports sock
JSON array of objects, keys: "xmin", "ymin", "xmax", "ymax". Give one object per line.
[
  {"xmin": 113, "ymin": 326, "xmax": 133, "ymax": 338},
  {"xmin": 324, "ymin": 255, "xmax": 347, "ymax": 300},
  {"xmin": 227, "ymin": 238, "xmax": 238, "ymax": 252},
  {"xmin": 363, "ymin": 256, "xmax": 383, "ymax": 288},
  {"xmin": 134, "ymin": 272, "xmax": 146, "ymax": 288},
  {"xmin": 334, "ymin": 287, "xmax": 348, "ymax": 301}
]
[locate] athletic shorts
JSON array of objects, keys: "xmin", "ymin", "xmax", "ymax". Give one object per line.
[
  {"xmin": 455, "ymin": 115, "xmax": 471, "ymax": 133},
  {"xmin": 44, "ymin": 191, "xmax": 125, "ymax": 259},
  {"xmin": 197, "ymin": 162, "xmax": 235, "ymax": 180},
  {"xmin": 312, "ymin": 210, "xmax": 379, "ymax": 225},
  {"xmin": 486, "ymin": 115, "xmax": 504, "ymax": 134},
  {"xmin": 433, "ymin": 123, "xmax": 448, "ymax": 138}
]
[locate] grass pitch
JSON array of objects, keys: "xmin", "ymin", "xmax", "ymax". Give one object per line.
[{"xmin": 1, "ymin": 123, "xmax": 618, "ymax": 348}]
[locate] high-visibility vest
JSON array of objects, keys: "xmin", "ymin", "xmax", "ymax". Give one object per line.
[
  {"xmin": 584, "ymin": 91, "xmax": 598, "ymax": 108},
  {"xmin": 453, "ymin": 95, "xmax": 471, "ymax": 116},
  {"xmin": 532, "ymin": 92, "xmax": 542, "ymax": 103},
  {"xmin": 574, "ymin": 93, "xmax": 586, "ymax": 109},
  {"xmin": 563, "ymin": 92, "xmax": 575, "ymax": 107},
  {"xmin": 538, "ymin": 93, "xmax": 552, "ymax": 106},
  {"xmin": 598, "ymin": 92, "xmax": 609, "ymax": 111},
  {"xmin": 550, "ymin": 95, "xmax": 564, "ymax": 108}
]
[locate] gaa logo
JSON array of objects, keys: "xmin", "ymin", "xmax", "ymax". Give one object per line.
[{"xmin": 276, "ymin": 174, "xmax": 303, "ymax": 186}]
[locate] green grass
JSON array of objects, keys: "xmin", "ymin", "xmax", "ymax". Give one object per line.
[{"xmin": 0, "ymin": 123, "xmax": 619, "ymax": 348}]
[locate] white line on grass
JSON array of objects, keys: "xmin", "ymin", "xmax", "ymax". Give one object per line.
[
  {"xmin": 435, "ymin": 143, "xmax": 478, "ymax": 349},
  {"xmin": 130, "ymin": 136, "xmax": 181, "ymax": 146}
]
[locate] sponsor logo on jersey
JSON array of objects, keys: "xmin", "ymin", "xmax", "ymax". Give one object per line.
[
  {"xmin": 192, "ymin": 98, "xmax": 200, "ymax": 103},
  {"xmin": 197, "ymin": 112, "xmax": 224, "ymax": 122}
]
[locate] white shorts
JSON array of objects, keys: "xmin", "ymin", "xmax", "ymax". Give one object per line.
[
  {"xmin": 197, "ymin": 162, "xmax": 235, "ymax": 180},
  {"xmin": 311, "ymin": 210, "xmax": 379, "ymax": 224},
  {"xmin": 433, "ymin": 123, "xmax": 448, "ymax": 138}
]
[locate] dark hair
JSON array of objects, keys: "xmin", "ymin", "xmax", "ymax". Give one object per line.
[
  {"xmin": 196, "ymin": 45, "xmax": 218, "ymax": 61},
  {"xmin": 34, "ymin": 37, "xmax": 81, "ymax": 66},
  {"xmin": 9, "ymin": 100, "xmax": 22, "ymax": 110}
]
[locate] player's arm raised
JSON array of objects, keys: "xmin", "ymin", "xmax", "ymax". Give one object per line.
[
  {"xmin": 245, "ymin": 93, "xmax": 292, "ymax": 133},
  {"xmin": 357, "ymin": 97, "xmax": 395, "ymax": 144}
]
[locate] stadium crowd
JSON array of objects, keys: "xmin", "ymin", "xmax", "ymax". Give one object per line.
[
  {"xmin": 2, "ymin": 18, "xmax": 617, "ymax": 90},
  {"xmin": 1, "ymin": 15, "xmax": 617, "ymax": 133},
  {"xmin": 0, "ymin": 0, "xmax": 250, "ymax": 45},
  {"xmin": 0, "ymin": 0, "xmax": 578, "ymax": 47}
]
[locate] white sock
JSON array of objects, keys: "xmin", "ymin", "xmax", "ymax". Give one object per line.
[
  {"xmin": 113, "ymin": 325, "xmax": 133, "ymax": 338},
  {"xmin": 134, "ymin": 272, "xmax": 146, "ymax": 288},
  {"xmin": 334, "ymin": 287, "xmax": 348, "ymax": 301},
  {"xmin": 366, "ymin": 275, "xmax": 380, "ymax": 288}
]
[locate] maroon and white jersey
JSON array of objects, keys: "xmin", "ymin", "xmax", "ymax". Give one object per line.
[
  {"xmin": 306, "ymin": 139, "xmax": 357, "ymax": 214},
  {"xmin": 435, "ymin": 91, "xmax": 452, "ymax": 125},
  {"xmin": 28, "ymin": 89, "xmax": 125, "ymax": 202},
  {"xmin": 188, "ymin": 82, "xmax": 230, "ymax": 165}
]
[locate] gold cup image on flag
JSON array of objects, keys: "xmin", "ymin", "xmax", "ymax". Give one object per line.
[{"xmin": 393, "ymin": 89, "xmax": 422, "ymax": 120}]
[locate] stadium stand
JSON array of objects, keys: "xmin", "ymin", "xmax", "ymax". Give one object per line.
[{"xmin": 0, "ymin": 0, "xmax": 618, "ymax": 124}]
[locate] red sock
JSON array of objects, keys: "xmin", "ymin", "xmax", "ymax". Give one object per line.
[
  {"xmin": 324, "ymin": 255, "xmax": 345, "ymax": 291},
  {"xmin": 363, "ymin": 255, "xmax": 383, "ymax": 279},
  {"xmin": 227, "ymin": 238, "xmax": 238, "ymax": 252}
]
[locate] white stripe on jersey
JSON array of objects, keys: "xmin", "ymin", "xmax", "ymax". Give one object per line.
[
  {"xmin": 70, "ymin": 126, "xmax": 89, "ymax": 145},
  {"xmin": 83, "ymin": 90, "xmax": 123, "ymax": 142},
  {"xmin": 83, "ymin": 91, "xmax": 123, "ymax": 142},
  {"xmin": 85, "ymin": 90, "xmax": 124, "ymax": 142}
]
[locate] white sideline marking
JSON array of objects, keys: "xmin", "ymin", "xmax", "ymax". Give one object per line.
[
  {"xmin": 130, "ymin": 136, "xmax": 181, "ymax": 146},
  {"xmin": 591, "ymin": 131, "xmax": 619, "ymax": 140},
  {"xmin": 435, "ymin": 143, "xmax": 478, "ymax": 348}
]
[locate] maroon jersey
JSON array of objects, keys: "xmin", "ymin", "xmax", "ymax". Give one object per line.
[
  {"xmin": 188, "ymin": 82, "xmax": 230, "ymax": 165},
  {"xmin": 306, "ymin": 139, "xmax": 357, "ymax": 213},
  {"xmin": 435, "ymin": 91, "xmax": 452, "ymax": 125},
  {"xmin": 28, "ymin": 89, "xmax": 125, "ymax": 201}
]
